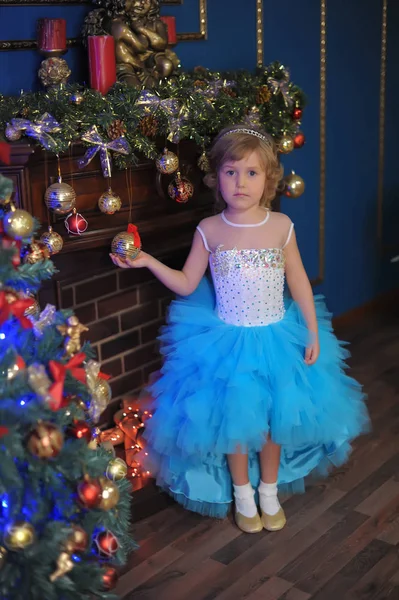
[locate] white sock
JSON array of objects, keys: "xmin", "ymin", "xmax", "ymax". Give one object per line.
[
  {"xmin": 258, "ymin": 481, "xmax": 281, "ymax": 516},
  {"xmin": 233, "ymin": 482, "xmax": 258, "ymax": 518}
]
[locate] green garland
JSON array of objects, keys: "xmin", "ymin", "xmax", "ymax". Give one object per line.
[{"xmin": 0, "ymin": 62, "xmax": 305, "ymax": 170}]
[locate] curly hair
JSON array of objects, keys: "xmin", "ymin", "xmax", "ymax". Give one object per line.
[{"xmin": 204, "ymin": 124, "xmax": 283, "ymax": 211}]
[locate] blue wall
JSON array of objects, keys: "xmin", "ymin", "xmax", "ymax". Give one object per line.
[{"xmin": 1, "ymin": 0, "xmax": 398, "ymax": 315}]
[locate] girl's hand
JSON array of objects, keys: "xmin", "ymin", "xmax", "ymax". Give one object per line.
[
  {"xmin": 109, "ymin": 251, "xmax": 152, "ymax": 269},
  {"xmin": 305, "ymin": 337, "xmax": 320, "ymax": 365}
]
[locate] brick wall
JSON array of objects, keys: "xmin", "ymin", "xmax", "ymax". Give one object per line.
[{"xmin": 57, "ymin": 252, "xmax": 185, "ymax": 421}]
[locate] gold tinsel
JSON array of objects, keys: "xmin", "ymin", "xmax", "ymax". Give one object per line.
[
  {"xmin": 256, "ymin": 85, "xmax": 272, "ymax": 105},
  {"xmin": 107, "ymin": 119, "xmax": 127, "ymax": 140},
  {"xmin": 138, "ymin": 115, "xmax": 159, "ymax": 138}
]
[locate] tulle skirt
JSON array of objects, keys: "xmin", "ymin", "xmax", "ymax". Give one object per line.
[{"xmin": 140, "ymin": 277, "xmax": 370, "ymax": 518}]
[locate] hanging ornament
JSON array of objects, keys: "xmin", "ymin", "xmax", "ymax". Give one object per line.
[
  {"xmin": 57, "ymin": 315, "xmax": 89, "ymax": 357},
  {"xmin": 69, "ymin": 92, "xmax": 84, "ymax": 105},
  {"xmin": 64, "ymin": 208, "xmax": 88, "ymax": 236},
  {"xmin": 0, "ymin": 546, "xmax": 7, "ymax": 569},
  {"xmin": 26, "ymin": 422, "xmax": 64, "ymax": 459},
  {"xmin": 283, "ymin": 171, "xmax": 305, "ymax": 198},
  {"xmin": 49, "ymin": 551, "xmax": 74, "ymax": 582},
  {"xmin": 106, "ymin": 457, "xmax": 128, "ymax": 481},
  {"xmin": 293, "ymin": 107, "xmax": 303, "ymax": 120},
  {"xmin": 85, "ymin": 360, "xmax": 112, "ymax": 422},
  {"xmin": 5, "ymin": 124, "xmax": 21, "ymax": 142},
  {"xmin": 3, "ymin": 204, "xmax": 34, "ymax": 240},
  {"xmin": 3, "ymin": 521, "xmax": 36, "ymax": 551},
  {"xmin": 111, "ymin": 223, "xmax": 141, "ymax": 261},
  {"xmin": 98, "ymin": 189, "xmax": 122, "ymax": 215},
  {"xmin": 278, "ymin": 134, "xmax": 295, "ymax": 154},
  {"xmin": 155, "ymin": 148, "xmax": 179, "ymax": 175},
  {"xmin": 67, "ymin": 420, "xmax": 92, "ymax": 443},
  {"xmin": 293, "ymin": 131, "xmax": 306, "ymax": 149},
  {"xmin": 98, "ymin": 476, "xmax": 120, "ymax": 510},
  {"xmin": 66, "ymin": 525, "xmax": 89, "ymax": 554},
  {"xmin": 197, "ymin": 151, "xmax": 210, "ymax": 173},
  {"xmin": 93, "ymin": 530, "xmax": 120, "ymax": 558},
  {"xmin": 101, "ymin": 566, "xmax": 119, "ymax": 590},
  {"xmin": 40, "ymin": 226, "xmax": 63, "ymax": 255},
  {"xmin": 22, "ymin": 240, "xmax": 50, "ymax": 264},
  {"xmin": 168, "ymin": 171, "xmax": 194, "ymax": 203},
  {"xmin": 5, "ymin": 355, "xmax": 25, "ymax": 381},
  {"xmin": 23, "ymin": 293, "xmax": 40, "ymax": 319},
  {"xmin": 44, "ymin": 181, "xmax": 76, "ymax": 216},
  {"xmin": 77, "ymin": 475, "xmax": 102, "ymax": 509}
]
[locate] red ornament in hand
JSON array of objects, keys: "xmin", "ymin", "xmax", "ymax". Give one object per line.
[
  {"xmin": 68, "ymin": 420, "xmax": 92, "ymax": 443},
  {"xmin": 101, "ymin": 566, "xmax": 119, "ymax": 590},
  {"xmin": 77, "ymin": 476, "xmax": 102, "ymax": 508},
  {"xmin": 93, "ymin": 530, "xmax": 120, "ymax": 558},
  {"xmin": 64, "ymin": 209, "xmax": 88, "ymax": 236},
  {"xmin": 293, "ymin": 107, "xmax": 303, "ymax": 120},
  {"xmin": 293, "ymin": 131, "xmax": 306, "ymax": 149}
]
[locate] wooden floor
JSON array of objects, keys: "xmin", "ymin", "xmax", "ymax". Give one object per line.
[{"xmin": 115, "ymin": 305, "xmax": 399, "ymax": 600}]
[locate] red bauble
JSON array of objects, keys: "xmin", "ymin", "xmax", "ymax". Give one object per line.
[
  {"xmin": 94, "ymin": 530, "xmax": 120, "ymax": 558},
  {"xmin": 77, "ymin": 476, "xmax": 102, "ymax": 508},
  {"xmin": 64, "ymin": 209, "xmax": 88, "ymax": 236},
  {"xmin": 293, "ymin": 107, "xmax": 303, "ymax": 120},
  {"xmin": 101, "ymin": 566, "xmax": 119, "ymax": 590},
  {"xmin": 293, "ymin": 131, "xmax": 306, "ymax": 149},
  {"xmin": 68, "ymin": 420, "xmax": 92, "ymax": 443}
]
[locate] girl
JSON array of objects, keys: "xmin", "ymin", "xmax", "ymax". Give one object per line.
[{"xmin": 110, "ymin": 124, "xmax": 370, "ymax": 534}]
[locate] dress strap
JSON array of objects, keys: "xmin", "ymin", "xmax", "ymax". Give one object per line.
[
  {"xmin": 282, "ymin": 222, "xmax": 294, "ymax": 249},
  {"xmin": 196, "ymin": 225, "xmax": 211, "ymax": 252}
]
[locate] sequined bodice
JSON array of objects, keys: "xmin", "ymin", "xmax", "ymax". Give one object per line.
[{"xmin": 209, "ymin": 246, "xmax": 285, "ymax": 327}]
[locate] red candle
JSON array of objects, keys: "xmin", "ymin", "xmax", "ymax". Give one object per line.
[
  {"xmin": 88, "ymin": 36, "xmax": 117, "ymax": 95},
  {"xmin": 37, "ymin": 18, "xmax": 66, "ymax": 54},
  {"xmin": 160, "ymin": 16, "xmax": 177, "ymax": 45}
]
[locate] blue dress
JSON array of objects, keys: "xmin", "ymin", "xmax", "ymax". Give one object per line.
[{"xmin": 141, "ymin": 218, "xmax": 370, "ymax": 518}]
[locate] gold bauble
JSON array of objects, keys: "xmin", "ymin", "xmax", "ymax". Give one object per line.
[
  {"xmin": 3, "ymin": 206, "xmax": 34, "ymax": 240},
  {"xmin": 5, "ymin": 124, "xmax": 21, "ymax": 142},
  {"xmin": 106, "ymin": 457, "xmax": 128, "ymax": 481},
  {"xmin": 284, "ymin": 171, "xmax": 305, "ymax": 198},
  {"xmin": 0, "ymin": 546, "xmax": 7, "ymax": 569},
  {"xmin": 278, "ymin": 134, "xmax": 295, "ymax": 154},
  {"xmin": 3, "ymin": 521, "xmax": 36, "ymax": 551},
  {"xmin": 27, "ymin": 422, "xmax": 64, "ymax": 459},
  {"xmin": 111, "ymin": 232, "xmax": 141, "ymax": 261},
  {"xmin": 98, "ymin": 189, "xmax": 122, "ymax": 215},
  {"xmin": 44, "ymin": 182, "xmax": 76, "ymax": 215},
  {"xmin": 95, "ymin": 377, "xmax": 112, "ymax": 405},
  {"xmin": 155, "ymin": 148, "xmax": 179, "ymax": 175},
  {"xmin": 40, "ymin": 226, "xmax": 63, "ymax": 255},
  {"xmin": 98, "ymin": 476, "xmax": 120, "ymax": 510}
]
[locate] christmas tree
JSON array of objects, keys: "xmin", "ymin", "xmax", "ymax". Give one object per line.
[{"xmin": 0, "ymin": 173, "xmax": 135, "ymax": 599}]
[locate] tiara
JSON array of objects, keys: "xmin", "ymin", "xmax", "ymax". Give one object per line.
[{"xmin": 220, "ymin": 128, "xmax": 267, "ymax": 141}]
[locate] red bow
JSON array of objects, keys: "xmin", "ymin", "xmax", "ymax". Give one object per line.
[
  {"xmin": 0, "ymin": 291, "xmax": 34, "ymax": 329},
  {"xmin": 0, "ymin": 426, "xmax": 9, "ymax": 438},
  {"xmin": 127, "ymin": 223, "xmax": 141, "ymax": 249},
  {"xmin": 48, "ymin": 353, "xmax": 87, "ymax": 410}
]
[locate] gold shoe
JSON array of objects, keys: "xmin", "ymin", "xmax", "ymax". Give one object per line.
[
  {"xmin": 235, "ymin": 511, "xmax": 263, "ymax": 534},
  {"xmin": 261, "ymin": 507, "xmax": 286, "ymax": 531}
]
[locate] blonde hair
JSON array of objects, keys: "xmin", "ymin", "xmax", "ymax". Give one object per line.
[{"xmin": 204, "ymin": 123, "xmax": 283, "ymax": 210}]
